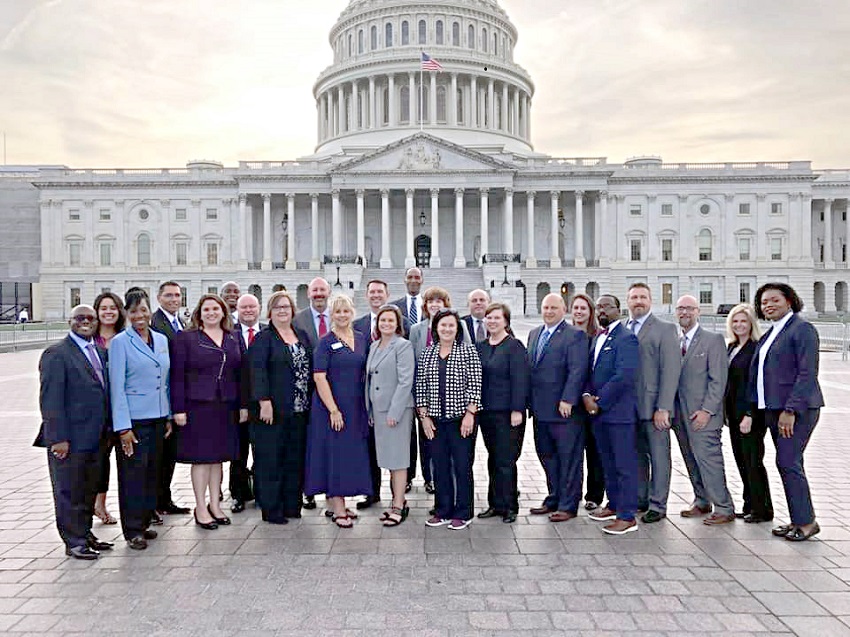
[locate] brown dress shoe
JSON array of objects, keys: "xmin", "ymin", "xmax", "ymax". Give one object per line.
[
  {"xmin": 703, "ymin": 513, "xmax": 736, "ymax": 525},
  {"xmin": 588, "ymin": 507, "xmax": 617, "ymax": 521},
  {"xmin": 548, "ymin": 511, "xmax": 576, "ymax": 523},
  {"xmin": 530, "ymin": 505, "xmax": 554, "ymax": 515},
  {"xmin": 602, "ymin": 519, "xmax": 638, "ymax": 535},
  {"xmin": 680, "ymin": 504, "xmax": 712, "ymax": 518}
]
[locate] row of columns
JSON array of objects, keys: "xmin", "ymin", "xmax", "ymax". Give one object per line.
[{"xmin": 821, "ymin": 198, "xmax": 850, "ymax": 264}]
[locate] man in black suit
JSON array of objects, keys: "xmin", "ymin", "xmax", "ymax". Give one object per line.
[
  {"xmin": 391, "ymin": 267, "xmax": 424, "ymax": 325},
  {"xmin": 36, "ymin": 305, "xmax": 114, "ymax": 560},
  {"xmin": 230, "ymin": 293, "xmax": 263, "ymax": 512},
  {"xmin": 220, "ymin": 281, "xmax": 241, "ymax": 323},
  {"xmin": 463, "ymin": 289, "xmax": 491, "ymax": 343},
  {"xmin": 149, "ymin": 281, "xmax": 191, "ymax": 516}
]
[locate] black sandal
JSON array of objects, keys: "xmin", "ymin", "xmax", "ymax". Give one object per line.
[
  {"xmin": 382, "ymin": 505, "xmax": 409, "ymax": 527},
  {"xmin": 332, "ymin": 514, "xmax": 353, "ymax": 528}
]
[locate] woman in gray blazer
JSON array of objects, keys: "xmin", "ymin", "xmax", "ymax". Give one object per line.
[{"xmin": 365, "ymin": 305, "xmax": 415, "ymax": 526}]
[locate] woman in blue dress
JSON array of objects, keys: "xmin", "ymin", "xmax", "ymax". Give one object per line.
[{"xmin": 304, "ymin": 294, "xmax": 372, "ymax": 528}]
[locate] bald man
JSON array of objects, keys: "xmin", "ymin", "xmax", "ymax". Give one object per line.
[{"xmin": 292, "ymin": 277, "xmax": 331, "ymax": 349}]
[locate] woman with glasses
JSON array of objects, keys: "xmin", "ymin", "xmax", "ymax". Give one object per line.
[
  {"xmin": 246, "ymin": 291, "xmax": 313, "ymax": 524},
  {"xmin": 171, "ymin": 294, "xmax": 247, "ymax": 530}
]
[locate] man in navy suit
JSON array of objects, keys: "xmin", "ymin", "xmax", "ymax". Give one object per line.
[
  {"xmin": 391, "ymin": 267, "xmax": 424, "ymax": 325},
  {"xmin": 35, "ymin": 305, "xmax": 114, "ymax": 559},
  {"xmin": 583, "ymin": 295, "xmax": 640, "ymax": 535},
  {"xmin": 527, "ymin": 293, "xmax": 589, "ymax": 522}
]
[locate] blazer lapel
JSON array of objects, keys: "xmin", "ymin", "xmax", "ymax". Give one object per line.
[
  {"xmin": 129, "ymin": 329, "xmax": 159, "ymax": 365},
  {"xmin": 683, "ymin": 327, "xmax": 701, "ymax": 363},
  {"xmin": 369, "ymin": 338, "xmax": 394, "ymax": 369},
  {"xmin": 66, "ymin": 336, "xmax": 103, "ymax": 387}
]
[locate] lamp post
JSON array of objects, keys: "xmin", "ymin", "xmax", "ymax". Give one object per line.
[{"xmin": 502, "ymin": 263, "xmax": 510, "ymax": 286}]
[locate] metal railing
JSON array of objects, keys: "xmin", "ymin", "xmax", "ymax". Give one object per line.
[
  {"xmin": 482, "ymin": 253, "xmax": 521, "ymax": 263},
  {"xmin": 0, "ymin": 325, "xmax": 70, "ymax": 351}
]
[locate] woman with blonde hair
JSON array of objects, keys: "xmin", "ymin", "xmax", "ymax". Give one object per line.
[
  {"xmin": 304, "ymin": 294, "xmax": 372, "ymax": 528},
  {"xmin": 724, "ymin": 303, "xmax": 771, "ymax": 523}
]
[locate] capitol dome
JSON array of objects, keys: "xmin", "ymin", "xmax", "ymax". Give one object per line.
[{"xmin": 312, "ymin": 0, "xmax": 535, "ymax": 156}]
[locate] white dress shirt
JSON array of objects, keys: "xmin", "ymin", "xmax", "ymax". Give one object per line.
[
  {"xmin": 679, "ymin": 323, "xmax": 699, "ymax": 353},
  {"xmin": 240, "ymin": 322, "xmax": 260, "ymax": 348},
  {"xmin": 407, "ymin": 295, "xmax": 423, "ymax": 322},
  {"xmin": 757, "ymin": 310, "xmax": 794, "ymax": 409},
  {"xmin": 160, "ymin": 308, "xmax": 182, "ymax": 331},
  {"xmin": 627, "ymin": 311, "xmax": 651, "ymax": 336}
]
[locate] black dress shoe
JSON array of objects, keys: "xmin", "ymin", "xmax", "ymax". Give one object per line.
[
  {"xmin": 786, "ymin": 523, "xmax": 820, "ymax": 542},
  {"xmin": 127, "ymin": 536, "xmax": 148, "ymax": 550},
  {"xmin": 161, "ymin": 502, "xmax": 191, "ymax": 515},
  {"xmin": 735, "ymin": 512, "xmax": 746, "ymax": 519},
  {"xmin": 356, "ymin": 495, "xmax": 380, "ymax": 510},
  {"xmin": 744, "ymin": 514, "xmax": 771, "ymax": 524},
  {"xmin": 303, "ymin": 496, "xmax": 317, "ymax": 510},
  {"xmin": 231, "ymin": 500, "xmax": 245, "ymax": 513},
  {"xmin": 150, "ymin": 511, "xmax": 164, "ymax": 526},
  {"xmin": 405, "ymin": 481, "xmax": 412, "ymax": 493},
  {"xmin": 266, "ymin": 515, "xmax": 289, "ymax": 525},
  {"xmin": 66, "ymin": 545, "xmax": 99, "ymax": 560},
  {"xmin": 207, "ymin": 505, "xmax": 231, "ymax": 525},
  {"xmin": 283, "ymin": 511, "xmax": 302, "ymax": 519},
  {"xmin": 641, "ymin": 510, "xmax": 666, "ymax": 524},
  {"xmin": 477, "ymin": 507, "xmax": 503, "ymax": 519},
  {"xmin": 86, "ymin": 533, "xmax": 114, "ymax": 551},
  {"xmin": 772, "ymin": 523, "xmax": 795, "ymax": 537},
  {"xmin": 502, "ymin": 512, "xmax": 518, "ymax": 524},
  {"xmin": 424, "ymin": 481, "xmax": 435, "ymax": 494},
  {"xmin": 143, "ymin": 529, "xmax": 158, "ymax": 540},
  {"xmin": 194, "ymin": 510, "xmax": 218, "ymax": 530}
]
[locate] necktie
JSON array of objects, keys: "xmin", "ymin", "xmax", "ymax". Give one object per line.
[
  {"xmin": 598, "ymin": 327, "xmax": 609, "ymax": 337},
  {"xmin": 409, "ymin": 297, "xmax": 418, "ymax": 324},
  {"xmin": 248, "ymin": 327, "xmax": 255, "ymax": 346},
  {"xmin": 681, "ymin": 335, "xmax": 688, "ymax": 356},
  {"xmin": 371, "ymin": 317, "xmax": 378, "ymax": 341},
  {"xmin": 172, "ymin": 318, "xmax": 181, "ymax": 332},
  {"xmin": 628, "ymin": 319, "xmax": 638, "ymax": 334},
  {"xmin": 86, "ymin": 343, "xmax": 105, "ymax": 387},
  {"xmin": 318, "ymin": 313, "xmax": 328, "ymax": 338},
  {"xmin": 426, "ymin": 329, "xmax": 433, "ymax": 347},
  {"xmin": 536, "ymin": 329, "xmax": 551, "ymax": 364},
  {"xmin": 475, "ymin": 320, "xmax": 485, "ymax": 342}
]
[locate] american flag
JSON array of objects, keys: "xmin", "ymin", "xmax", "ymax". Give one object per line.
[{"xmin": 421, "ymin": 52, "xmax": 443, "ymax": 71}]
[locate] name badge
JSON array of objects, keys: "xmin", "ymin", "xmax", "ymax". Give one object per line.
[{"xmin": 331, "ymin": 342, "xmax": 344, "ymax": 351}]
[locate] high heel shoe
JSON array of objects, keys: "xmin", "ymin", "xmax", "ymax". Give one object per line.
[
  {"xmin": 194, "ymin": 509, "xmax": 218, "ymax": 530},
  {"xmin": 207, "ymin": 504, "xmax": 231, "ymax": 525}
]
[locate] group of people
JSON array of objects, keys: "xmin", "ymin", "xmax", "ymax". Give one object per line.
[{"xmin": 36, "ymin": 269, "xmax": 824, "ymax": 559}]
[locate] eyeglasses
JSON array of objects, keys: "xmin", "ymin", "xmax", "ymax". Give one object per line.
[
  {"xmin": 675, "ymin": 307, "xmax": 698, "ymax": 313},
  {"xmin": 72, "ymin": 315, "xmax": 97, "ymax": 323},
  {"xmin": 271, "ymin": 305, "xmax": 292, "ymax": 311}
]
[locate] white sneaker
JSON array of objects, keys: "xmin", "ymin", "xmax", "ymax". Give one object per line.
[{"xmin": 425, "ymin": 516, "xmax": 450, "ymax": 527}]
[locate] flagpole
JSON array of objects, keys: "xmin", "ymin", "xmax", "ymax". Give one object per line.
[{"xmin": 419, "ymin": 50, "xmax": 424, "ymax": 132}]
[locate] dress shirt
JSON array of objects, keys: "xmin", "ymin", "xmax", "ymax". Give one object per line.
[
  {"xmin": 627, "ymin": 311, "xmax": 651, "ymax": 336},
  {"xmin": 311, "ymin": 306, "xmax": 330, "ymax": 336},
  {"xmin": 593, "ymin": 327, "xmax": 610, "ymax": 366},
  {"xmin": 240, "ymin": 322, "xmax": 260, "ymax": 348},
  {"xmin": 160, "ymin": 308, "xmax": 183, "ymax": 332},
  {"xmin": 471, "ymin": 316, "xmax": 486, "ymax": 341},
  {"xmin": 679, "ymin": 323, "xmax": 699, "ymax": 354},
  {"xmin": 756, "ymin": 310, "xmax": 795, "ymax": 409},
  {"xmin": 69, "ymin": 331, "xmax": 96, "ymax": 357},
  {"xmin": 407, "ymin": 295, "xmax": 423, "ymax": 323}
]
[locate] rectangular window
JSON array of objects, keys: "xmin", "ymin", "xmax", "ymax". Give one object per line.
[
  {"xmin": 205, "ymin": 208, "xmax": 218, "ymax": 220},
  {"xmin": 661, "ymin": 203, "xmax": 673, "ymax": 216},
  {"xmin": 819, "ymin": 243, "xmax": 825, "ymax": 262},
  {"xmin": 176, "ymin": 242, "xmax": 188, "ymax": 266},
  {"xmin": 843, "ymin": 210, "xmax": 847, "ymax": 222},
  {"xmin": 99, "ymin": 243, "xmax": 111, "ymax": 266},
  {"xmin": 630, "ymin": 239, "xmax": 642, "ymax": 261},
  {"xmin": 629, "ymin": 204, "xmax": 642, "ymax": 216},
  {"xmin": 68, "ymin": 208, "xmax": 80, "ymax": 221},
  {"xmin": 739, "ymin": 282, "xmax": 750, "ymax": 304},
  {"xmin": 181, "ymin": 287, "xmax": 189, "ymax": 308},
  {"xmin": 771, "ymin": 202, "xmax": 783, "ymax": 215},
  {"xmin": 207, "ymin": 286, "xmax": 218, "ymax": 294},
  {"xmin": 99, "ymin": 208, "xmax": 111, "ymax": 221},
  {"xmin": 69, "ymin": 243, "xmax": 81, "ymax": 266},
  {"xmin": 70, "ymin": 287, "xmax": 81, "ymax": 308},
  {"xmin": 662, "ymin": 283, "xmax": 673, "ymax": 305},
  {"xmin": 699, "ymin": 283, "xmax": 712, "ymax": 306},
  {"xmin": 661, "ymin": 239, "xmax": 673, "ymax": 262},
  {"xmin": 820, "ymin": 211, "xmax": 824, "ymax": 222},
  {"xmin": 206, "ymin": 243, "xmax": 218, "ymax": 265},
  {"xmin": 738, "ymin": 237, "xmax": 751, "ymax": 261},
  {"xmin": 699, "ymin": 245, "xmax": 712, "ymax": 261},
  {"xmin": 770, "ymin": 238, "xmax": 782, "ymax": 260},
  {"xmin": 738, "ymin": 203, "xmax": 750, "ymax": 216},
  {"xmin": 101, "ymin": 287, "xmax": 111, "ymax": 294},
  {"xmin": 175, "ymin": 208, "xmax": 187, "ymax": 221}
]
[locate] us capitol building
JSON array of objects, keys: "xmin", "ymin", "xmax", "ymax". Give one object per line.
[{"xmin": 11, "ymin": 0, "xmax": 850, "ymax": 319}]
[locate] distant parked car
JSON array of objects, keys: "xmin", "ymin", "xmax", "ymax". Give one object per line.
[{"xmin": 716, "ymin": 304, "xmax": 736, "ymax": 316}]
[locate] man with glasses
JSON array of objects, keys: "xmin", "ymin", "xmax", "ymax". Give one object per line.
[{"xmin": 35, "ymin": 305, "xmax": 114, "ymax": 559}]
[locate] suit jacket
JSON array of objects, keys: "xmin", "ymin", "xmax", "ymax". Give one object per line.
[
  {"xmin": 246, "ymin": 325, "xmax": 314, "ymax": 418},
  {"xmin": 392, "ymin": 295, "xmax": 423, "ymax": 324},
  {"xmin": 526, "ymin": 320, "xmax": 589, "ymax": 422},
  {"xmin": 409, "ymin": 318, "xmax": 472, "ymax": 362},
  {"xmin": 234, "ymin": 322, "xmax": 267, "ymax": 352},
  {"xmin": 476, "ymin": 335, "xmax": 529, "ymax": 412},
  {"xmin": 415, "ymin": 341, "xmax": 482, "ymax": 420},
  {"xmin": 150, "ymin": 308, "xmax": 185, "ymax": 342},
  {"xmin": 725, "ymin": 339, "xmax": 756, "ymax": 425},
  {"xmin": 585, "ymin": 322, "xmax": 639, "ymax": 423},
  {"xmin": 354, "ymin": 313, "xmax": 412, "ymax": 341},
  {"xmin": 170, "ymin": 329, "xmax": 244, "ymax": 412},
  {"xmin": 35, "ymin": 335, "xmax": 109, "ymax": 452},
  {"xmin": 463, "ymin": 315, "xmax": 488, "ymax": 342},
  {"xmin": 108, "ymin": 328, "xmax": 171, "ymax": 432},
  {"xmin": 365, "ymin": 335, "xmax": 415, "ymax": 423},
  {"xmin": 626, "ymin": 313, "xmax": 681, "ymax": 420},
  {"xmin": 747, "ymin": 313, "xmax": 825, "ymax": 412},
  {"xmin": 675, "ymin": 326, "xmax": 728, "ymax": 429},
  {"xmin": 292, "ymin": 307, "xmax": 325, "ymax": 349}
]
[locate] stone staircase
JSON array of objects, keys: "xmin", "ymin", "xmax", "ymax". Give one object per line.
[{"xmin": 362, "ymin": 266, "xmax": 487, "ymax": 308}]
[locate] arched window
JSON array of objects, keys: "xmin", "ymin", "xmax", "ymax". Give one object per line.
[
  {"xmin": 418, "ymin": 86, "xmax": 429, "ymax": 123},
  {"xmin": 137, "ymin": 234, "xmax": 151, "ymax": 266},
  {"xmin": 401, "ymin": 20, "xmax": 409, "ymax": 45},
  {"xmin": 452, "ymin": 22, "xmax": 460, "ymax": 46},
  {"xmin": 436, "ymin": 85, "xmax": 447, "ymax": 123},
  {"xmin": 436, "ymin": 20, "xmax": 444, "ymax": 44},
  {"xmin": 370, "ymin": 25, "xmax": 377, "ymax": 50},
  {"xmin": 698, "ymin": 229, "xmax": 713, "ymax": 261},
  {"xmin": 347, "ymin": 34, "xmax": 352, "ymax": 57},
  {"xmin": 493, "ymin": 32, "xmax": 498, "ymax": 55},
  {"xmin": 344, "ymin": 95, "xmax": 351, "ymax": 131},
  {"xmin": 382, "ymin": 86, "xmax": 389, "ymax": 125},
  {"xmin": 418, "ymin": 19, "xmax": 426, "ymax": 44},
  {"xmin": 358, "ymin": 29, "xmax": 364, "ymax": 54},
  {"xmin": 468, "ymin": 25, "xmax": 475, "ymax": 49},
  {"xmin": 400, "ymin": 86, "xmax": 410, "ymax": 124},
  {"xmin": 495, "ymin": 93, "xmax": 502, "ymax": 129},
  {"xmin": 482, "ymin": 27, "xmax": 488, "ymax": 52},
  {"xmin": 456, "ymin": 87, "xmax": 464, "ymax": 124},
  {"xmin": 385, "ymin": 22, "xmax": 393, "ymax": 47},
  {"xmin": 483, "ymin": 92, "xmax": 489, "ymax": 127},
  {"xmin": 357, "ymin": 92, "xmax": 364, "ymax": 128}
]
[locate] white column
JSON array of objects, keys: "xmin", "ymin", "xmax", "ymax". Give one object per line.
[
  {"xmin": 380, "ymin": 189, "xmax": 392, "ymax": 268},
  {"xmin": 353, "ymin": 80, "xmax": 360, "ymax": 130},
  {"xmin": 317, "ymin": 97, "xmax": 322, "ymax": 141},
  {"xmin": 756, "ymin": 194, "xmax": 767, "ymax": 262},
  {"xmin": 238, "ymin": 194, "xmax": 247, "ymax": 264},
  {"xmin": 596, "ymin": 191, "xmax": 607, "ymax": 264},
  {"xmin": 454, "ymin": 188, "xmax": 465, "ymax": 268},
  {"xmin": 526, "ymin": 191, "xmax": 536, "ymax": 267},
  {"xmin": 310, "ymin": 193, "xmax": 320, "ymax": 268},
  {"xmin": 511, "ymin": 89, "xmax": 519, "ymax": 135},
  {"xmin": 262, "ymin": 193, "xmax": 272, "ymax": 269},
  {"xmin": 504, "ymin": 187, "xmax": 514, "ymax": 254},
  {"xmin": 83, "ymin": 201, "xmax": 94, "ymax": 265},
  {"xmin": 388, "ymin": 74, "xmax": 396, "ymax": 126},
  {"xmin": 470, "ymin": 76, "xmax": 478, "ymax": 127},
  {"xmin": 192, "ymin": 199, "xmax": 202, "ymax": 265},
  {"xmin": 479, "ymin": 188, "xmax": 489, "ymax": 263},
  {"xmin": 337, "ymin": 85, "xmax": 345, "ymax": 134},
  {"xmin": 450, "ymin": 73, "xmax": 458, "ymax": 126},
  {"xmin": 429, "ymin": 72, "xmax": 437, "ymax": 125},
  {"xmin": 369, "ymin": 76, "xmax": 376, "ymax": 129},
  {"xmin": 526, "ymin": 94, "xmax": 532, "ymax": 140},
  {"xmin": 501, "ymin": 83, "xmax": 508, "ymax": 131},
  {"xmin": 430, "ymin": 188, "xmax": 441, "ymax": 268},
  {"xmin": 487, "ymin": 78, "xmax": 495, "ymax": 129},
  {"xmin": 331, "ymin": 189, "xmax": 341, "ymax": 256},
  {"xmin": 160, "ymin": 199, "xmax": 171, "ymax": 265},
  {"xmin": 356, "ymin": 189, "xmax": 365, "ymax": 262},
  {"xmin": 408, "ymin": 72, "xmax": 415, "ymax": 125},
  {"xmin": 114, "ymin": 200, "xmax": 125, "ymax": 266},
  {"xmin": 550, "ymin": 190, "xmax": 561, "ymax": 267},
  {"xmin": 824, "ymin": 197, "xmax": 834, "ymax": 265},
  {"xmin": 575, "ymin": 190, "xmax": 585, "ymax": 265},
  {"xmin": 286, "ymin": 193, "xmax": 296, "ymax": 269},
  {"xmin": 802, "ymin": 194, "xmax": 813, "ymax": 262},
  {"xmin": 405, "ymin": 188, "xmax": 415, "ymax": 267},
  {"xmin": 326, "ymin": 91, "xmax": 334, "ymax": 137}
]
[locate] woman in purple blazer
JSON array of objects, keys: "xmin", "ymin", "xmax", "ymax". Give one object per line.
[{"xmin": 171, "ymin": 294, "xmax": 247, "ymax": 530}]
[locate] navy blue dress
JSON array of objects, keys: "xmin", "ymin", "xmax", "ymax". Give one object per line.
[{"xmin": 304, "ymin": 330, "xmax": 373, "ymax": 498}]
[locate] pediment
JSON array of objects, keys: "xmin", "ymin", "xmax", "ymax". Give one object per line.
[{"xmin": 332, "ymin": 133, "xmax": 514, "ymax": 174}]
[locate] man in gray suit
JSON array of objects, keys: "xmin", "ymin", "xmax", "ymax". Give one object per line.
[
  {"xmin": 625, "ymin": 283, "xmax": 681, "ymax": 524},
  {"xmin": 673, "ymin": 295, "xmax": 735, "ymax": 525}
]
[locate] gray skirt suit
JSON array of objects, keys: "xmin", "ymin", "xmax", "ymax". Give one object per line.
[{"xmin": 365, "ymin": 335, "xmax": 415, "ymax": 470}]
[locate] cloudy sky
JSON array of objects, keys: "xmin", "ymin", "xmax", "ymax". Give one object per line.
[{"xmin": 2, "ymin": 0, "xmax": 849, "ymax": 168}]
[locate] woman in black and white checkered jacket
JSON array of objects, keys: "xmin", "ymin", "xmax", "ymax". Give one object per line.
[{"xmin": 415, "ymin": 308, "xmax": 482, "ymax": 530}]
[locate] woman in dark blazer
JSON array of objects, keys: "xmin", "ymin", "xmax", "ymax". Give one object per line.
[
  {"xmin": 247, "ymin": 291, "xmax": 313, "ymax": 524},
  {"xmin": 171, "ymin": 294, "xmax": 247, "ymax": 530},
  {"xmin": 744, "ymin": 283, "xmax": 824, "ymax": 541},
  {"xmin": 475, "ymin": 302, "xmax": 529, "ymax": 524},
  {"xmin": 724, "ymin": 303, "xmax": 771, "ymax": 523},
  {"xmin": 416, "ymin": 308, "xmax": 482, "ymax": 530}
]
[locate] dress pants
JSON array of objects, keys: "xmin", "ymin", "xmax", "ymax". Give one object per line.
[
  {"xmin": 117, "ymin": 419, "xmax": 165, "ymax": 540},
  {"xmin": 582, "ymin": 416, "xmax": 606, "ymax": 505},
  {"xmin": 766, "ymin": 408, "xmax": 819, "ymax": 526},
  {"xmin": 738, "ymin": 411, "xmax": 773, "ymax": 519},
  {"xmin": 479, "ymin": 410, "xmax": 524, "ymax": 514},
  {"xmin": 229, "ymin": 422, "xmax": 254, "ymax": 503},
  {"xmin": 534, "ymin": 419, "xmax": 584, "ymax": 512},
  {"xmin": 250, "ymin": 412, "xmax": 307, "ymax": 518},
  {"xmin": 47, "ymin": 449, "xmax": 100, "ymax": 549},
  {"xmin": 408, "ymin": 414, "xmax": 433, "ymax": 484},
  {"xmin": 726, "ymin": 413, "xmax": 752, "ymax": 515},
  {"xmin": 592, "ymin": 420, "xmax": 639, "ymax": 521},
  {"xmin": 636, "ymin": 419, "xmax": 672, "ymax": 513},
  {"xmin": 431, "ymin": 417, "xmax": 475, "ymax": 520},
  {"xmin": 156, "ymin": 425, "xmax": 179, "ymax": 510},
  {"xmin": 673, "ymin": 415, "xmax": 734, "ymax": 515}
]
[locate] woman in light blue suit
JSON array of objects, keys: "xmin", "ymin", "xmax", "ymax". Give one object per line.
[
  {"xmin": 108, "ymin": 290, "xmax": 171, "ymax": 550},
  {"xmin": 365, "ymin": 305, "xmax": 415, "ymax": 526}
]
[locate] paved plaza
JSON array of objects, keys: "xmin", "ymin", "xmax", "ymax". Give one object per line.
[{"xmin": 1, "ymin": 322, "xmax": 850, "ymax": 636}]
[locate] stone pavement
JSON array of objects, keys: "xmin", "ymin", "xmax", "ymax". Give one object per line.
[{"xmin": 1, "ymin": 322, "xmax": 850, "ymax": 636}]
